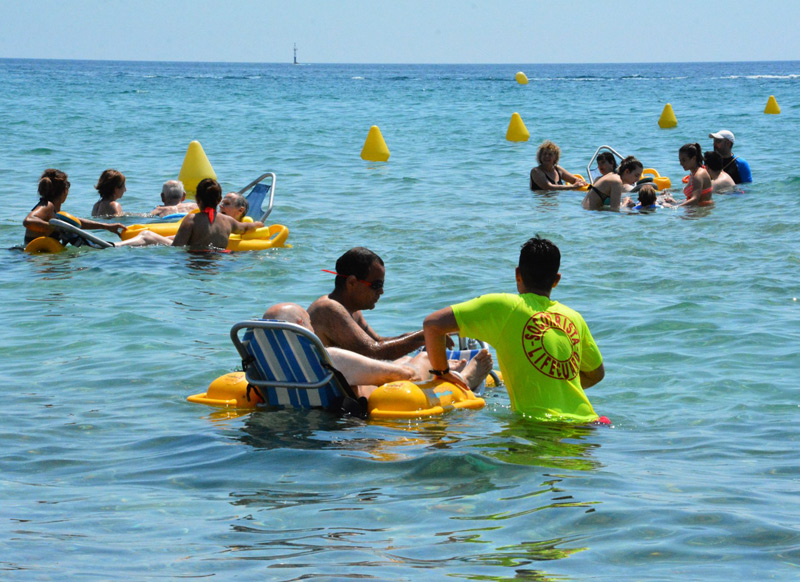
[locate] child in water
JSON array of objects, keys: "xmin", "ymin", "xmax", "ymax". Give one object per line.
[
  {"xmin": 23, "ymin": 169, "xmax": 125, "ymax": 245},
  {"xmin": 171, "ymin": 178, "xmax": 263, "ymax": 250},
  {"xmin": 92, "ymin": 169, "xmax": 126, "ymax": 217},
  {"xmin": 624, "ymin": 184, "xmax": 662, "ymax": 210}
]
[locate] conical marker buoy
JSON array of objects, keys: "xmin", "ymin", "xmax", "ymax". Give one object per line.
[
  {"xmin": 360, "ymin": 125, "xmax": 390, "ymax": 162},
  {"xmin": 506, "ymin": 112, "xmax": 530, "ymax": 142},
  {"xmin": 764, "ymin": 95, "xmax": 781, "ymax": 114},
  {"xmin": 178, "ymin": 140, "xmax": 217, "ymax": 197},
  {"xmin": 515, "ymin": 71, "xmax": 529, "ymax": 85},
  {"xmin": 658, "ymin": 103, "xmax": 677, "ymax": 128}
]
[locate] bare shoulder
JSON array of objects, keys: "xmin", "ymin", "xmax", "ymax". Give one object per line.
[{"xmin": 308, "ymin": 294, "xmax": 342, "ymax": 318}]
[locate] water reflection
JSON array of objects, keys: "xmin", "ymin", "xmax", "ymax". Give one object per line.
[{"xmin": 471, "ymin": 417, "xmax": 604, "ymax": 471}]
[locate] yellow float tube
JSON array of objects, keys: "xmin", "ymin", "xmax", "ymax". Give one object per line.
[
  {"xmin": 188, "ymin": 371, "xmax": 485, "ymax": 420},
  {"xmin": 121, "ymin": 217, "xmax": 289, "ymax": 251},
  {"xmin": 641, "ymin": 168, "xmax": 671, "ymax": 190}
]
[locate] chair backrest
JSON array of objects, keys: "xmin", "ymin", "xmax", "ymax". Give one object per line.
[
  {"xmin": 230, "ymin": 320, "xmax": 347, "ymax": 410},
  {"xmin": 239, "ymin": 172, "xmax": 276, "ymax": 222}
]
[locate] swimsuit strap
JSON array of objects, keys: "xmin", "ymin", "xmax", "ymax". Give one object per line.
[
  {"xmin": 202, "ymin": 207, "xmax": 215, "ymax": 223},
  {"xmin": 588, "ymin": 184, "xmax": 610, "ymax": 205}
]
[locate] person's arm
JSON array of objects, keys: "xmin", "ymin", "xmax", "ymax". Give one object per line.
[
  {"xmin": 78, "ymin": 218, "xmax": 126, "ymax": 236},
  {"xmin": 736, "ymin": 159, "xmax": 752, "ymax": 183},
  {"xmin": 608, "ymin": 181, "xmax": 625, "ymax": 210},
  {"xmin": 678, "ymin": 172, "xmax": 705, "ymax": 207},
  {"xmin": 171, "ymin": 214, "xmax": 195, "ymax": 247},
  {"xmin": 580, "ymin": 363, "xmax": 605, "ymax": 389},
  {"xmin": 314, "ymin": 301, "xmax": 425, "ymax": 360},
  {"xmin": 230, "ymin": 219, "xmax": 264, "ymax": 235},
  {"xmin": 23, "ymin": 207, "xmax": 55, "ymax": 235},
  {"xmin": 423, "ymin": 307, "xmax": 468, "ymax": 390},
  {"xmin": 559, "ymin": 167, "xmax": 587, "ymax": 188}
]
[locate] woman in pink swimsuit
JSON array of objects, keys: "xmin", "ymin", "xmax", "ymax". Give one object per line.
[{"xmin": 678, "ymin": 143, "xmax": 713, "ymax": 207}]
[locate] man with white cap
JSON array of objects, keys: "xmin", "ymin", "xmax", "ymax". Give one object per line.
[{"xmin": 709, "ymin": 130, "xmax": 752, "ymax": 184}]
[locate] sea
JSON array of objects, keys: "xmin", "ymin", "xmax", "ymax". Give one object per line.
[{"xmin": 1, "ymin": 59, "xmax": 799, "ymax": 581}]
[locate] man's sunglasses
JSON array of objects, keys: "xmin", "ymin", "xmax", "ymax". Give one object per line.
[{"xmin": 322, "ymin": 269, "xmax": 384, "ymax": 290}]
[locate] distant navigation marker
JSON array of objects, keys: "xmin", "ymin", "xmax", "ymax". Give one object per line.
[{"xmin": 293, "ymin": 43, "xmax": 298, "ymax": 65}]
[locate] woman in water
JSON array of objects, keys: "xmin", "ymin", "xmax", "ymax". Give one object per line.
[
  {"xmin": 678, "ymin": 143, "xmax": 713, "ymax": 207},
  {"xmin": 595, "ymin": 152, "xmax": 618, "ymax": 177},
  {"xmin": 23, "ymin": 169, "xmax": 125, "ymax": 245},
  {"xmin": 581, "ymin": 156, "xmax": 644, "ymax": 210},
  {"xmin": 92, "ymin": 169, "xmax": 126, "ymax": 217},
  {"xmin": 529, "ymin": 141, "xmax": 587, "ymax": 191}
]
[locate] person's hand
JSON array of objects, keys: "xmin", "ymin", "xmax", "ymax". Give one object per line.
[
  {"xmin": 107, "ymin": 223, "xmax": 126, "ymax": 237},
  {"xmin": 573, "ymin": 178, "xmax": 587, "ymax": 188},
  {"xmin": 445, "ymin": 335, "xmax": 456, "ymax": 349},
  {"xmin": 441, "ymin": 370, "xmax": 469, "ymax": 392}
]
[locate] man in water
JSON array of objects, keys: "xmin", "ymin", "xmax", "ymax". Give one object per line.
[
  {"xmin": 709, "ymin": 130, "xmax": 752, "ymax": 184},
  {"xmin": 423, "ymin": 235, "xmax": 606, "ymax": 423},
  {"xmin": 265, "ymin": 303, "xmax": 491, "ymax": 395},
  {"xmin": 308, "ymin": 247, "xmax": 428, "ymax": 360},
  {"xmin": 151, "ymin": 180, "xmax": 198, "ymax": 217}
]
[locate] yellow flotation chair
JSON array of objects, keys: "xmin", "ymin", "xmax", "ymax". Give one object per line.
[
  {"xmin": 187, "ymin": 319, "xmax": 485, "ymax": 421},
  {"xmin": 121, "ymin": 218, "xmax": 290, "ymax": 251}
]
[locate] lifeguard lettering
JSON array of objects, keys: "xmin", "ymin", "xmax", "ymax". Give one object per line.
[{"xmin": 522, "ymin": 312, "xmax": 581, "ymax": 380}]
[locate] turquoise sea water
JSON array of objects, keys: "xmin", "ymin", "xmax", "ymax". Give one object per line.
[{"xmin": 2, "ymin": 59, "xmax": 799, "ymax": 580}]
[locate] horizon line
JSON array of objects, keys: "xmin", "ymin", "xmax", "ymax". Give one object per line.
[{"xmin": 2, "ymin": 56, "xmax": 798, "ymax": 67}]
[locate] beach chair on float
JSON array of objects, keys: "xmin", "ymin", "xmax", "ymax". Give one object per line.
[
  {"xmin": 230, "ymin": 319, "xmax": 369, "ymax": 418},
  {"xmin": 238, "ymin": 172, "xmax": 276, "ymax": 222}
]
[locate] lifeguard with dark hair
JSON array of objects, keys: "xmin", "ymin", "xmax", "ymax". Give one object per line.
[
  {"xmin": 307, "ymin": 247, "xmax": 426, "ymax": 359},
  {"xmin": 423, "ymin": 235, "xmax": 607, "ymax": 423}
]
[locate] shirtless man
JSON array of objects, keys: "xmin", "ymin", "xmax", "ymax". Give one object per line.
[
  {"xmin": 265, "ymin": 303, "xmax": 491, "ymax": 393},
  {"xmin": 308, "ymin": 247, "xmax": 427, "ymax": 360},
  {"xmin": 150, "ymin": 180, "xmax": 198, "ymax": 217},
  {"xmin": 703, "ymin": 151, "xmax": 736, "ymax": 193},
  {"xmin": 171, "ymin": 178, "xmax": 262, "ymax": 250}
]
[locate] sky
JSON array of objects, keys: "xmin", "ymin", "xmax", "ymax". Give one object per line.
[{"xmin": 2, "ymin": 0, "xmax": 799, "ymax": 64}]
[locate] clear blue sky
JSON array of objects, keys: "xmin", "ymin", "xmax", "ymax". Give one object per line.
[{"xmin": 2, "ymin": 0, "xmax": 798, "ymax": 64}]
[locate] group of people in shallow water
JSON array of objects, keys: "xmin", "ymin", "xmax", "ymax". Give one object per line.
[
  {"xmin": 529, "ymin": 129, "xmax": 752, "ymax": 211},
  {"xmin": 23, "ymin": 169, "xmax": 264, "ymax": 251}
]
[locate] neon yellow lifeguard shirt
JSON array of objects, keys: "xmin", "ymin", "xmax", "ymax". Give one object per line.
[{"xmin": 452, "ymin": 293, "xmax": 602, "ymax": 422}]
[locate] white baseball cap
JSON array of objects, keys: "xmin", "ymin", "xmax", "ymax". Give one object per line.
[{"xmin": 709, "ymin": 130, "xmax": 735, "ymax": 143}]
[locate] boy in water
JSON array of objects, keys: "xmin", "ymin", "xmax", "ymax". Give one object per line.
[
  {"xmin": 623, "ymin": 184, "xmax": 664, "ymax": 210},
  {"xmin": 171, "ymin": 178, "xmax": 262, "ymax": 250}
]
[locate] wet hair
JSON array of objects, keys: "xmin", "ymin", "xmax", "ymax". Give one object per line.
[
  {"xmin": 333, "ymin": 247, "xmax": 384, "ymax": 291},
  {"xmin": 596, "ymin": 152, "xmax": 617, "ymax": 171},
  {"xmin": 37, "ymin": 169, "xmax": 70, "ymax": 202},
  {"xmin": 536, "ymin": 140, "xmax": 561, "ymax": 165},
  {"xmin": 617, "ymin": 156, "xmax": 643, "ymax": 177},
  {"xmin": 161, "ymin": 180, "xmax": 185, "ymax": 205},
  {"xmin": 95, "ymin": 169, "xmax": 126, "ymax": 200},
  {"xmin": 195, "ymin": 178, "xmax": 223, "ymax": 210},
  {"xmin": 637, "ymin": 185, "xmax": 657, "ymax": 206},
  {"xmin": 703, "ymin": 150, "xmax": 723, "ymax": 172},
  {"xmin": 518, "ymin": 235, "xmax": 560, "ymax": 290},
  {"xmin": 679, "ymin": 143, "xmax": 704, "ymax": 167}
]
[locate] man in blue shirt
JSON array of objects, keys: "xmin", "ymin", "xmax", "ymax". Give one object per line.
[{"xmin": 709, "ymin": 129, "xmax": 752, "ymax": 184}]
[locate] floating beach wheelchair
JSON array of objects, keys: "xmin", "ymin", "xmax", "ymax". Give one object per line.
[
  {"xmin": 572, "ymin": 145, "xmax": 672, "ymax": 192},
  {"xmin": 121, "ymin": 172, "xmax": 289, "ymax": 251},
  {"xmin": 187, "ymin": 319, "xmax": 488, "ymax": 421}
]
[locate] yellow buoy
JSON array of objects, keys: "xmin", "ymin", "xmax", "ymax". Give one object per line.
[
  {"xmin": 515, "ymin": 71, "xmax": 529, "ymax": 85},
  {"xmin": 764, "ymin": 95, "xmax": 781, "ymax": 114},
  {"xmin": 658, "ymin": 103, "xmax": 677, "ymax": 128},
  {"xmin": 360, "ymin": 125, "xmax": 390, "ymax": 162},
  {"xmin": 178, "ymin": 140, "xmax": 217, "ymax": 197},
  {"xmin": 506, "ymin": 112, "xmax": 530, "ymax": 142}
]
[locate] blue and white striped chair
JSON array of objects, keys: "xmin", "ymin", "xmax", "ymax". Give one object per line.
[{"xmin": 230, "ymin": 319, "xmax": 365, "ymax": 415}]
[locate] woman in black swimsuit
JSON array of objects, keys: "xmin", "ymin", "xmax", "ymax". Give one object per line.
[
  {"xmin": 529, "ymin": 141, "xmax": 587, "ymax": 191},
  {"xmin": 581, "ymin": 156, "xmax": 643, "ymax": 211}
]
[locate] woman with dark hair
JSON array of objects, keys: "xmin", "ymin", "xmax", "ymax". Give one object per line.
[
  {"xmin": 595, "ymin": 152, "xmax": 618, "ymax": 176},
  {"xmin": 581, "ymin": 156, "xmax": 643, "ymax": 210},
  {"xmin": 92, "ymin": 169, "xmax": 126, "ymax": 217},
  {"xmin": 679, "ymin": 143, "xmax": 713, "ymax": 207},
  {"xmin": 529, "ymin": 140, "xmax": 587, "ymax": 191},
  {"xmin": 23, "ymin": 169, "xmax": 125, "ymax": 245}
]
